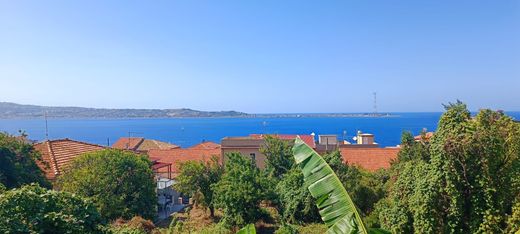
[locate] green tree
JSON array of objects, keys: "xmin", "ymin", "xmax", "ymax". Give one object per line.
[
  {"xmin": 212, "ymin": 152, "xmax": 271, "ymax": 227},
  {"xmin": 380, "ymin": 102, "xmax": 520, "ymax": 233},
  {"xmin": 0, "ymin": 183, "xmax": 103, "ymax": 233},
  {"xmin": 260, "ymin": 135, "xmax": 295, "ymax": 178},
  {"xmin": 174, "ymin": 156, "xmax": 223, "ymax": 217},
  {"xmin": 57, "ymin": 149, "xmax": 157, "ymax": 221},
  {"xmin": 0, "ymin": 132, "xmax": 49, "ymax": 189},
  {"xmin": 276, "ymin": 168, "xmax": 320, "ymax": 224}
]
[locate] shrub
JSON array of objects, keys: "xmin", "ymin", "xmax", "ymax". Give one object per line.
[
  {"xmin": 0, "ymin": 183, "xmax": 103, "ymax": 233},
  {"xmin": 58, "ymin": 149, "xmax": 157, "ymax": 220}
]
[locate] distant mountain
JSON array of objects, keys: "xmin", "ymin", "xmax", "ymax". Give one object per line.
[{"xmin": 0, "ymin": 102, "xmax": 251, "ymax": 118}]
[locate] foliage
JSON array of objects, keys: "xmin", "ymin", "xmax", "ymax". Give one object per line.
[
  {"xmin": 323, "ymin": 151, "xmax": 388, "ymax": 219},
  {"xmin": 0, "ymin": 183, "xmax": 103, "ymax": 233},
  {"xmin": 0, "ymin": 132, "xmax": 49, "ymax": 189},
  {"xmin": 212, "ymin": 152, "xmax": 272, "ymax": 227},
  {"xmin": 57, "ymin": 149, "xmax": 157, "ymax": 221},
  {"xmin": 236, "ymin": 224, "xmax": 256, "ymax": 234},
  {"xmin": 296, "ymin": 223, "xmax": 328, "ymax": 234},
  {"xmin": 379, "ymin": 101, "xmax": 520, "ymax": 233},
  {"xmin": 108, "ymin": 216, "xmax": 157, "ymax": 234},
  {"xmin": 276, "ymin": 168, "xmax": 320, "ymax": 224},
  {"xmin": 260, "ymin": 135, "xmax": 295, "ymax": 179},
  {"xmin": 275, "ymin": 224, "xmax": 298, "ymax": 234},
  {"xmin": 174, "ymin": 156, "xmax": 223, "ymax": 217},
  {"xmin": 292, "ymin": 137, "xmax": 368, "ymax": 234}
]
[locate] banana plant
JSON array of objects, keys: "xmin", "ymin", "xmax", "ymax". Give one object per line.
[
  {"xmin": 293, "ymin": 137, "xmax": 386, "ymax": 234},
  {"xmin": 236, "ymin": 224, "xmax": 256, "ymax": 234}
]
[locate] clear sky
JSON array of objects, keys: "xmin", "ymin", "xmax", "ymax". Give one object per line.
[{"xmin": 1, "ymin": 1, "xmax": 518, "ymax": 113}]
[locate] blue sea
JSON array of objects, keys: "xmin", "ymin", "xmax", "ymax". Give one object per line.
[{"xmin": 1, "ymin": 112, "xmax": 519, "ymax": 148}]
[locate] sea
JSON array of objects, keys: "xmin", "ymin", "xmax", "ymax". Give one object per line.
[{"xmin": 0, "ymin": 112, "xmax": 519, "ymax": 148}]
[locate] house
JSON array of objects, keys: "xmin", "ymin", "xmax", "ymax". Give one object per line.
[
  {"xmin": 33, "ymin": 139, "xmax": 106, "ymax": 181},
  {"xmin": 148, "ymin": 142, "xmax": 221, "ymax": 178},
  {"xmin": 221, "ymin": 134, "xmax": 315, "ymax": 168},
  {"xmin": 112, "ymin": 137, "xmax": 179, "ymax": 153},
  {"xmin": 339, "ymin": 147, "xmax": 400, "ymax": 171}
]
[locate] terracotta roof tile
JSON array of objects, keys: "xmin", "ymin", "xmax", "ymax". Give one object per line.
[
  {"xmin": 112, "ymin": 137, "xmax": 144, "ymax": 150},
  {"xmin": 112, "ymin": 137, "xmax": 179, "ymax": 151},
  {"xmin": 148, "ymin": 146, "xmax": 221, "ymax": 177},
  {"xmin": 414, "ymin": 132, "xmax": 434, "ymax": 141},
  {"xmin": 339, "ymin": 147, "xmax": 400, "ymax": 171},
  {"xmin": 189, "ymin": 141, "xmax": 220, "ymax": 150},
  {"xmin": 34, "ymin": 139, "xmax": 105, "ymax": 180}
]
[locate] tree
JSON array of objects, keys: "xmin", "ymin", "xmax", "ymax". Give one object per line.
[
  {"xmin": 0, "ymin": 132, "xmax": 49, "ymax": 189},
  {"xmin": 260, "ymin": 135, "xmax": 295, "ymax": 179},
  {"xmin": 57, "ymin": 149, "xmax": 157, "ymax": 221},
  {"xmin": 276, "ymin": 168, "xmax": 320, "ymax": 224},
  {"xmin": 379, "ymin": 102, "xmax": 520, "ymax": 233},
  {"xmin": 0, "ymin": 183, "xmax": 103, "ymax": 233},
  {"xmin": 212, "ymin": 152, "xmax": 271, "ymax": 227},
  {"xmin": 174, "ymin": 156, "xmax": 223, "ymax": 217}
]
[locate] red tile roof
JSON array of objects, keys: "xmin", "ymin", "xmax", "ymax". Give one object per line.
[
  {"xmin": 414, "ymin": 132, "xmax": 434, "ymax": 141},
  {"xmin": 34, "ymin": 139, "xmax": 106, "ymax": 180},
  {"xmin": 249, "ymin": 134, "xmax": 316, "ymax": 148},
  {"xmin": 112, "ymin": 137, "xmax": 179, "ymax": 151},
  {"xmin": 148, "ymin": 146, "xmax": 221, "ymax": 177},
  {"xmin": 112, "ymin": 137, "xmax": 144, "ymax": 150},
  {"xmin": 339, "ymin": 147, "xmax": 400, "ymax": 171},
  {"xmin": 189, "ymin": 141, "xmax": 220, "ymax": 150}
]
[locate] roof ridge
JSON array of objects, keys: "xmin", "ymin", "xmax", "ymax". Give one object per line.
[
  {"xmin": 37, "ymin": 138, "xmax": 107, "ymax": 149},
  {"xmin": 46, "ymin": 141, "xmax": 60, "ymax": 176}
]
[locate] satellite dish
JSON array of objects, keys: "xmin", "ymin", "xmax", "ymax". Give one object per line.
[{"xmin": 352, "ymin": 136, "xmax": 357, "ymax": 141}]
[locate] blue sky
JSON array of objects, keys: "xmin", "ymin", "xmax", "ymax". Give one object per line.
[{"xmin": 0, "ymin": 1, "xmax": 518, "ymax": 113}]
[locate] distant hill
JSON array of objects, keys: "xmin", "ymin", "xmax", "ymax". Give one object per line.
[{"xmin": 0, "ymin": 102, "xmax": 251, "ymax": 118}]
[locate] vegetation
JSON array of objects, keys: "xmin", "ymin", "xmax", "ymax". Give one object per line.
[
  {"xmin": 0, "ymin": 132, "xmax": 49, "ymax": 189},
  {"xmin": 378, "ymin": 102, "xmax": 520, "ymax": 233},
  {"xmin": 212, "ymin": 152, "xmax": 272, "ymax": 227},
  {"xmin": 1, "ymin": 101, "xmax": 519, "ymax": 234},
  {"xmin": 0, "ymin": 183, "xmax": 103, "ymax": 233},
  {"xmin": 174, "ymin": 156, "xmax": 223, "ymax": 217},
  {"xmin": 58, "ymin": 149, "xmax": 157, "ymax": 221},
  {"xmin": 292, "ymin": 137, "xmax": 368, "ymax": 233},
  {"xmin": 261, "ymin": 135, "xmax": 295, "ymax": 179}
]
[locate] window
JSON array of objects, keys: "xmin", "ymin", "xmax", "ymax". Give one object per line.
[{"xmin": 249, "ymin": 153, "xmax": 256, "ymax": 161}]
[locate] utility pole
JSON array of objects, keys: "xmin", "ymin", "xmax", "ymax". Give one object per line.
[{"xmin": 44, "ymin": 111, "xmax": 49, "ymax": 140}]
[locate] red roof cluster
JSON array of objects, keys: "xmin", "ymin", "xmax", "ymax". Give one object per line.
[
  {"xmin": 339, "ymin": 147, "xmax": 400, "ymax": 171},
  {"xmin": 148, "ymin": 142, "xmax": 221, "ymax": 177},
  {"xmin": 249, "ymin": 134, "xmax": 316, "ymax": 148},
  {"xmin": 112, "ymin": 137, "xmax": 179, "ymax": 151}
]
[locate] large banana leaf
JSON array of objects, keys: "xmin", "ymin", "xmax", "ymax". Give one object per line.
[
  {"xmin": 236, "ymin": 224, "xmax": 256, "ymax": 234},
  {"xmin": 292, "ymin": 137, "xmax": 368, "ymax": 234}
]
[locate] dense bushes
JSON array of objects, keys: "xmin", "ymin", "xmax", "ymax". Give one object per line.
[
  {"xmin": 0, "ymin": 132, "xmax": 49, "ymax": 189},
  {"xmin": 58, "ymin": 149, "xmax": 157, "ymax": 221},
  {"xmin": 379, "ymin": 102, "xmax": 520, "ymax": 233},
  {"xmin": 212, "ymin": 152, "xmax": 272, "ymax": 227},
  {"xmin": 0, "ymin": 184, "xmax": 103, "ymax": 233}
]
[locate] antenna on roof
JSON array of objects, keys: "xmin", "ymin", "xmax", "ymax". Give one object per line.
[{"xmin": 44, "ymin": 111, "xmax": 49, "ymax": 140}]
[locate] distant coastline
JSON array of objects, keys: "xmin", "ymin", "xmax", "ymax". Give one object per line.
[{"xmin": 0, "ymin": 102, "xmax": 397, "ymax": 119}]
